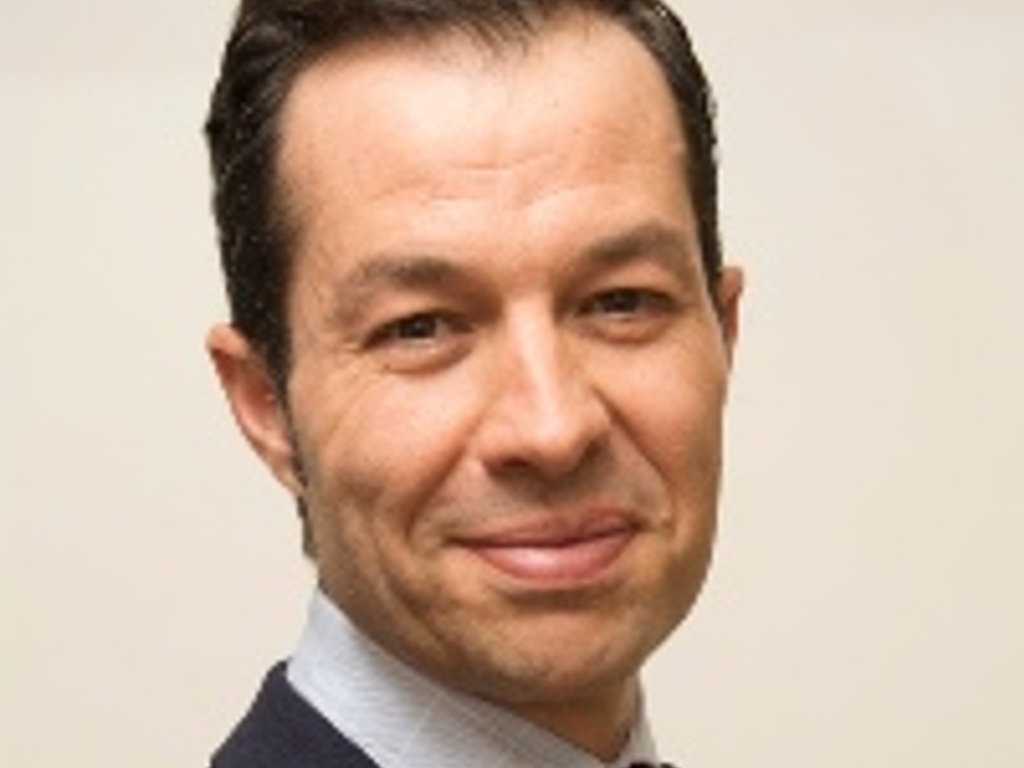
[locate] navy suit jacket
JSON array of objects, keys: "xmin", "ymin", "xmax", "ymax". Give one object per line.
[{"xmin": 210, "ymin": 663, "xmax": 381, "ymax": 768}]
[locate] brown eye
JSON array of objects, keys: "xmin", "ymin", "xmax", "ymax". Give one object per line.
[
  {"xmin": 370, "ymin": 312, "xmax": 463, "ymax": 346},
  {"xmin": 392, "ymin": 313, "xmax": 445, "ymax": 341},
  {"xmin": 577, "ymin": 287, "xmax": 681, "ymax": 345},
  {"xmin": 364, "ymin": 310, "xmax": 474, "ymax": 373},
  {"xmin": 582, "ymin": 288, "xmax": 673, "ymax": 318},
  {"xmin": 590, "ymin": 289, "xmax": 644, "ymax": 315}
]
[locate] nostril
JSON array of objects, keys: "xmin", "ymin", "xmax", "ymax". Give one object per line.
[{"xmin": 476, "ymin": 384, "xmax": 611, "ymax": 481}]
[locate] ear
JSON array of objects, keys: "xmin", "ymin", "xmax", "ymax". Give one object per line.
[
  {"xmin": 715, "ymin": 265, "xmax": 744, "ymax": 366},
  {"xmin": 206, "ymin": 324, "xmax": 305, "ymax": 497}
]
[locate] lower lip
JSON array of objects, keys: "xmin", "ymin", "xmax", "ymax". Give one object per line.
[{"xmin": 469, "ymin": 531, "xmax": 634, "ymax": 584}]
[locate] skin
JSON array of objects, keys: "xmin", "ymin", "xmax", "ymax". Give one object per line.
[{"xmin": 209, "ymin": 11, "xmax": 742, "ymax": 761}]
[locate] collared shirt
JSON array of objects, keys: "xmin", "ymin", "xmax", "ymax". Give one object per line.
[{"xmin": 287, "ymin": 590, "xmax": 662, "ymax": 768}]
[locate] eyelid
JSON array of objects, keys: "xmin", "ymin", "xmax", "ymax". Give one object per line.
[
  {"xmin": 365, "ymin": 310, "xmax": 470, "ymax": 348},
  {"xmin": 572, "ymin": 284, "xmax": 685, "ymax": 347},
  {"xmin": 579, "ymin": 286, "xmax": 678, "ymax": 316}
]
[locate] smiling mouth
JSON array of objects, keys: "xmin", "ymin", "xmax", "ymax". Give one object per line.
[{"xmin": 462, "ymin": 520, "xmax": 637, "ymax": 584}]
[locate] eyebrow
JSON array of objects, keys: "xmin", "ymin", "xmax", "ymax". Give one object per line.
[
  {"xmin": 329, "ymin": 253, "xmax": 474, "ymax": 327},
  {"xmin": 328, "ymin": 221, "xmax": 701, "ymax": 324},
  {"xmin": 343, "ymin": 254, "xmax": 465, "ymax": 292},
  {"xmin": 576, "ymin": 221, "xmax": 701, "ymax": 282}
]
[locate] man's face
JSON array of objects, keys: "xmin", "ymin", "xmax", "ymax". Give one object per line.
[{"xmin": 218, "ymin": 11, "xmax": 740, "ymax": 740}]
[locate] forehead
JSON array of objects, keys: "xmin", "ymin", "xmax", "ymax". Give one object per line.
[
  {"xmin": 273, "ymin": 10, "xmax": 694, "ymax": 294},
  {"xmin": 278, "ymin": 13, "xmax": 685, "ymax": 205}
]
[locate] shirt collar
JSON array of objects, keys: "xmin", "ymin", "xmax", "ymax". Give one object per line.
[{"xmin": 287, "ymin": 589, "xmax": 660, "ymax": 768}]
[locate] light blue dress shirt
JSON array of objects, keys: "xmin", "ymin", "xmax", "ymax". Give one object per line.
[{"xmin": 287, "ymin": 590, "xmax": 662, "ymax": 768}]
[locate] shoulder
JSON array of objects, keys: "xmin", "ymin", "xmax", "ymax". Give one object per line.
[{"xmin": 209, "ymin": 662, "xmax": 381, "ymax": 768}]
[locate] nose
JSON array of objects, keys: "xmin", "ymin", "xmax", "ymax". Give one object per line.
[{"xmin": 473, "ymin": 314, "xmax": 611, "ymax": 480}]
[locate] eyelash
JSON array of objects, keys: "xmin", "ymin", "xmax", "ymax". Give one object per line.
[
  {"xmin": 579, "ymin": 287, "xmax": 677, "ymax": 318},
  {"xmin": 366, "ymin": 311, "xmax": 469, "ymax": 348},
  {"xmin": 362, "ymin": 286, "xmax": 679, "ymax": 368}
]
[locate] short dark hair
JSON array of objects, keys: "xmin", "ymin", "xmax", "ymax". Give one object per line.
[{"xmin": 205, "ymin": 0, "xmax": 721, "ymax": 386}]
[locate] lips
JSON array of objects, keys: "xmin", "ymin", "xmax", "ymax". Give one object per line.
[{"xmin": 460, "ymin": 515, "xmax": 637, "ymax": 584}]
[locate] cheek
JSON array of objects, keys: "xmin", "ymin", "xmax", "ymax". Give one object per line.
[
  {"xmin": 597, "ymin": 350, "xmax": 728, "ymax": 566},
  {"xmin": 292, "ymin": 370, "xmax": 487, "ymax": 614},
  {"xmin": 294, "ymin": 366, "xmax": 484, "ymax": 532},
  {"xmin": 606, "ymin": 350, "xmax": 727, "ymax": 475}
]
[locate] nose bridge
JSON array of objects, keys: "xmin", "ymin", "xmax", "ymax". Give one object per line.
[
  {"xmin": 478, "ymin": 306, "xmax": 610, "ymax": 476},
  {"xmin": 510, "ymin": 312, "xmax": 573, "ymax": 416}
]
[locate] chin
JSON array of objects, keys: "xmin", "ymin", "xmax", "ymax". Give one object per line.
[{"xmin": 445, "ymin": 605, "xmax": 672, "ymax": 707}]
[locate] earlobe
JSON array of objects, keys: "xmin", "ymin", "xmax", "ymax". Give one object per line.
[
  {"xmin": 206, "ymin": 324, "xmax": 305, "ymax": 497},
  {"xmin": 716, "ymin": 266, "xmax": 744, "ymax": 365}
]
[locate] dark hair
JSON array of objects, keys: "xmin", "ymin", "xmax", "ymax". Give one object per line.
[{"xmin": 205, "ymin": 0, "xmax": 721, "ymax": 386}]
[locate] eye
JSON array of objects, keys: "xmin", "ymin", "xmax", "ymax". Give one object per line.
[
  {"xmin": 377, "ymin": 313, "xmax": 449, "ymax": 343},
  {"xmin": 577, "ymin": 287, "xmax": 679, "ymax": 343},
  {"xmin": 580, "ymin": 288, "xmax": 675, "ymax": 318},
  {"xmin": 368, "ymin": 310, "xmax": 470, "ymax": 345},
  {"xmin": 364, "ymin": 310, "xmax": 473, "ymax": 372}
]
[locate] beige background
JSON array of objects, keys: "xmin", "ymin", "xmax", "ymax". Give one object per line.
[{"xmin": 2, "ymin": 1, "xmax": 1022, "ymax": 766}]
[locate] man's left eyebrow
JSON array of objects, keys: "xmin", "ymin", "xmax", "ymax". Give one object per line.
[{"xmin": 579, "ymin": 222, "xmax": 700, "ymax": 279}]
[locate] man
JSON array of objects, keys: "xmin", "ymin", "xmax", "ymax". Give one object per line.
[{"xmin": 204, "ymin": 0, "xmax": 742, "ymax": 766}]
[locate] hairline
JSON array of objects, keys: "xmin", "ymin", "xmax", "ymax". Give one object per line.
[
  {"xmin": 226, "ymin": 2, "xmax": 719, "ymax": 388},
  {"xmin": 272, "ymin": 8, "xmax": 698, "ymax": 319}
]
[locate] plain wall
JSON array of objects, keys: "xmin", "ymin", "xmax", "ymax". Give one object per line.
[{"xmin": 2, "ymin": 2, "xmax": 1021, "ymax": 766}]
